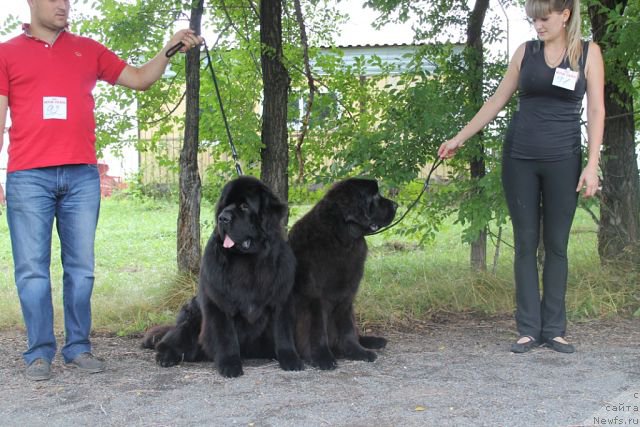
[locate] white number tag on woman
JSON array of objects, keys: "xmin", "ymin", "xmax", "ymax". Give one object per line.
[{"xmin": 552, "ymin": 68, "xmax": 578, "ymax": 91}]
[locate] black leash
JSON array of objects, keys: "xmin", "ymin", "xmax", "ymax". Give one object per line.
[
  {"xmin": 367, "ymin": 157, "xmax": 444, "ymax": 236},
  {"xmin": 166, "ymin": 40, "xmax": 243, "ymax": 176}
]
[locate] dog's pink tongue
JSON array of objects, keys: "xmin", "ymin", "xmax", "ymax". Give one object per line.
[{"xmin": 223, "ymin": 235, "xmax": 235, "ymax": 248}]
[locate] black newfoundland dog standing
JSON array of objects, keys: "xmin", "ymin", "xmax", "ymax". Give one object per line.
[
  {"xmin": 288, "ymin": 178, "xmax": 397, "ymax": 370},
  {"xmin": 143, "ymin": 176, "xmax": 303, "ymax": 377}
]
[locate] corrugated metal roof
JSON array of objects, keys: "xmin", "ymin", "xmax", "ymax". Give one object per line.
[
  {"xmin": 320, "ymin": 42, "xmax": 428, "ymax": 49},
  {"xmin": 313, "ymin": 43, "xmax": 435, "ymax": 75}
]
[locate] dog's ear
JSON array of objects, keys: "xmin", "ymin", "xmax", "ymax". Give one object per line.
[
  {"xmin": 215, "ymin": 180, "xmax": 233, "ymax": 219},
  {"xmin": 343, "ymin": 180, "xmax": 375, "ymax": 224},
  {"xmin": 259, "ymin": 183, "xmax": 287, "ymax": 228},
  {"xmin": 323, "ymin": 180, "xmax": 372, "ymax": 239},
  {"xmin": 359, "ymin": 178, "xmax": 379, "ymax": 195}
]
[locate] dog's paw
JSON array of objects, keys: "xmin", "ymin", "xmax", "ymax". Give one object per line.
[
  {"xmin": 278, "ymin": 350, "xmax": 305, "ymax": 371},
  {"xmin": 217, "ymin": 355, "xmax": 243, "ymax": 378},
  {"xmin": 141, "ymin": 325, "xmax": 173, "ymax": 349},
  {"xmin": 359, "ymin": 335, "xmax": 387, "ymax": 350},
  {"xmin": 312, "ymin": 349, "xmax": 337, "ymax": 370},
  {"xmin": 362, "ymin": 349, "xmax": 378, "ymax": 362},
  {"xmin": 344, "ymin": 347, "xmax": 378, "ymax": 362},
  {"xmin": 155, "ymin": 346, "xmax": 182, "ymax": 367}
]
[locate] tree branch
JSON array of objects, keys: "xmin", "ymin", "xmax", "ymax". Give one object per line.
[{"xmin": 292, "ymin": 0, "xmax": 316, "ymax": 183}]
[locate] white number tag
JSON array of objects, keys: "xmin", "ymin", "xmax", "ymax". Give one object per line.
[
  {"xmin": 43, "ymin": 97, "xmax": 67, "ymax": 120},
  {"xmin": 552, "ymin": 68, "xmax": 578, "ymax": 91}
]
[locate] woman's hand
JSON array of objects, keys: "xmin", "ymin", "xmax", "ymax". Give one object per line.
[
  {"xmin": 438, "ymin": 138, "xmax": 464, "ymax": 159},
  {"xmin": 576, "ymin": 165, "xmax": 600, "ymax": 198}
]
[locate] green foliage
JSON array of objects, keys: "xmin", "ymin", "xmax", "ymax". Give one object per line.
[
  {"xmin": 0, "ymin": 14, "xmax": 20, "ymax": 37},
  {"xmin": 118, "ymin": 172, "xmax": 178, "ymax": 201},
  {"xmin": 201, "ymin": 160, "xmax": 238, "ymax": 206},
  {"xmin": 288, "ymin": 182, "xmax": 327, "ymax": 205},
  {"xmin": 585, "ymin": 0, "xmax": 640, "ymax": 97}
]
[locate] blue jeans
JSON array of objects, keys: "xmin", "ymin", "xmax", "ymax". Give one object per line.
[{"xmin": 6, "ymin": 165, "xmax": 100, "ymax": 364}]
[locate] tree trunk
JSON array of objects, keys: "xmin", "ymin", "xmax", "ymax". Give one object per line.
[
  {"xmin": 470, "ymin": 156, "xmax": 487, "ymax": 271},
  {"xmin": 598, "ymin": 89, "xmax": 638, "ymax": 261},
  {"xmin": 260, "ymin": 0, "xmax": 291, "ymax": 212},
  {"xmin": 467, "ymin": 0, "xmax": 490, "ymax": 271},
  {"xmin": 177, "ymin": 0, "xmax": 204, "ymax": 276},
  {"xmin": 588, "ymin": 0, "xmax": 640, "ymax": 263}
]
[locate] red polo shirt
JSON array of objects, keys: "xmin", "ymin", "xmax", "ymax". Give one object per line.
[{"xmin": 0, "ymin": 27, "xmax": 127, "ymax": 172}]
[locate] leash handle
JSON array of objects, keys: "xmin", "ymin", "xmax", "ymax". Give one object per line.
[{"xmin": 165, "ymin": 42, "xmax": 185, "ymax": 58}]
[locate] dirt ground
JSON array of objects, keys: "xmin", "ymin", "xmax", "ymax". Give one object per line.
[{"xmin": 0, "ymin": 316, "xmax": 638, "ymax": 427}]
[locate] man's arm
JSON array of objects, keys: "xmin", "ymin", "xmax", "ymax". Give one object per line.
[
  {"xmin": 0, "ymin": 95, "xmax": 7, "ymax": 154},
  {"xmin": 116, "ymin": 29, "xmax": 203, "ymax": 91}
]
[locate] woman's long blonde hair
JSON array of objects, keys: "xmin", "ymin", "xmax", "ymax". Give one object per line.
[{"xmin": 525, "ymin": 0, "xmax": 583, "ymax": 71}]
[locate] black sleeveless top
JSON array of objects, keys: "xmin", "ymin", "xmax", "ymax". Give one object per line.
[{"xmin": 504, "ymin": 40, "xmax": 589, "ymax": 161}]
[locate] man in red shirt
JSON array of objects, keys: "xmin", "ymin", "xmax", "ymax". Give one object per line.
[{"xmin": 0, "ymin": 0, "xmax": 202, "ymax": 381}]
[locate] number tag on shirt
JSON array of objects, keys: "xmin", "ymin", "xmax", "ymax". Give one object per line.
[
  {"xmin": 43, "ymin": 97, "xmax": 67, "ymax": 120},
  {"xmin": 552, "ymin": 68, "xmax": 579, "ymax": 91}
]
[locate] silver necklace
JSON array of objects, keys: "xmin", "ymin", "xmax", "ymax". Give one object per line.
[{"xmin": 544, "ymin": 46, "xmax": 567, "ymax": 68}]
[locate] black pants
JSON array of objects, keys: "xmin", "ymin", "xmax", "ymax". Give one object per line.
[{"xmin": 501, "ymin": 153, "xmax": 581, "ymax": 342}]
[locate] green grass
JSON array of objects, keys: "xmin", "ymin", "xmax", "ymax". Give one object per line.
[
  {"xmin": 0, "ymin": 198, "xmax": 637, "ymax": 336},
  {"xmin": 361, "ymin": 209, "xmax": 639, "ymax": 326}
]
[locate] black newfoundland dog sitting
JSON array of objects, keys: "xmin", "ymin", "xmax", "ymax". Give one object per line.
[
  {"xmin": 143, "ymin": 177, "xmax": 303, "ymax": 377},
  {"xmin": 288, "ymin": 178, "xmax": 397, "ymax": 370}
]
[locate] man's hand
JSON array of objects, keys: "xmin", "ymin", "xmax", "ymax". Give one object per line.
[{"xmin": 165, "ymin": 29, "xmax": 204, "ymax": 55}]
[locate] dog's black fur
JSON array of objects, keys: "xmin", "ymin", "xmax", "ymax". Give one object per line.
[
  {"xmin": 288, "ymin": 178, "xmax": 397, "ymax": 370},
  {"xmin": 142, "ymin": 176, "xmax": 303, "ymax": 377},
  {"xmin": 141, "ymin": 297, "xmax": 208, "ymax": 363}
]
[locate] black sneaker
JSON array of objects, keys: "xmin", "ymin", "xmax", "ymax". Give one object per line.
[
  {"xmin": 68, "ymin": 352, "xmax": 106, "ymax": 373},
  {"xmin": 25, "ymin": 358, "xmax": 52, "ymax": 381}
]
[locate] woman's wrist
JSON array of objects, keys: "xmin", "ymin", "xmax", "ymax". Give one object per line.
[
  {"xmin": 452, "ymin": 135, "xmax": 465, "ymax": 148},
  {"xmin": 584, "ymin": 161, "xmax": 599, "ymax": 172}
]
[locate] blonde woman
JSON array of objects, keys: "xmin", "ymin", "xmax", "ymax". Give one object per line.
[{"xmin": 439, "ymin": 0, "xmax": 604, "ymax": 353}]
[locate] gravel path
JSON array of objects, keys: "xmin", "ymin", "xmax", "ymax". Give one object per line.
[{"xmin": 1, "ymin": 317, "xmax": 638, "ymax": 426}]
